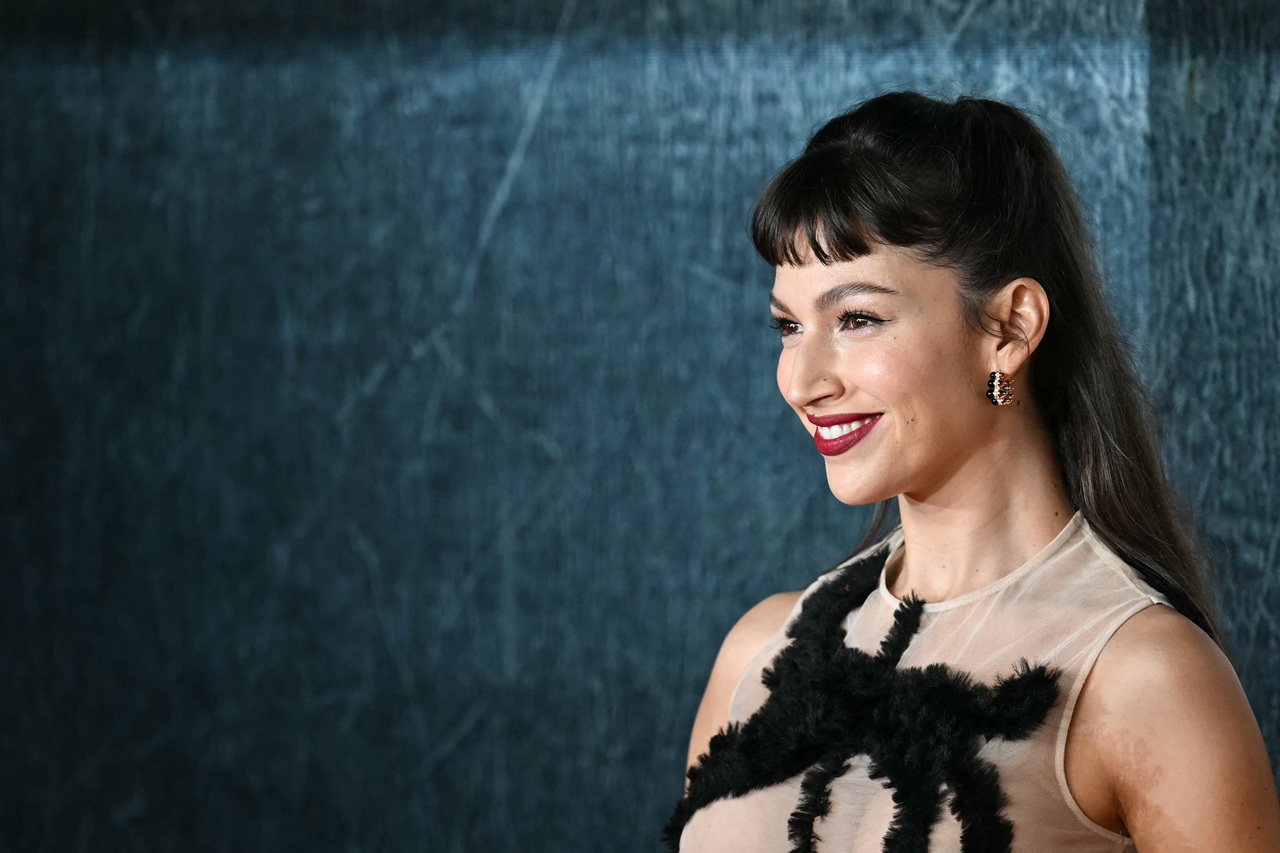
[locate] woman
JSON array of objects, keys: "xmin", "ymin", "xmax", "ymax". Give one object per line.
[{"xmin": 666, "ymin": 92, "xmax": 1280, "ymax": 852}]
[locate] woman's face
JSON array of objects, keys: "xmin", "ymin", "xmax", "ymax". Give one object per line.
[{"xmin": 769, "ymin": 243, "xmax": 997, "ymax": 506}]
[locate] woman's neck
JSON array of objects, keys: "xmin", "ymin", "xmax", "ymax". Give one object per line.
[{"xmin": 886, "ymin": 414, "xmax": 1075, "ymax": 603}]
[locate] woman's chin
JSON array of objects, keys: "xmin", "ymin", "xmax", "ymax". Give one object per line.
[{"xmin": 824, "ymin": 476, "xmax": 893, "ymax": 507}]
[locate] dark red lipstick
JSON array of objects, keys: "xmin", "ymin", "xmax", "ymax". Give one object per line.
[{"xmin": 806, "ymin": 412, "xmax": 882, "ymax": 457}]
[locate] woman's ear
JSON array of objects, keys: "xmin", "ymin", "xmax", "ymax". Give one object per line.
[{"xmin": 987, "ymin": 277, "xmax": 1050, "ymax": 374}]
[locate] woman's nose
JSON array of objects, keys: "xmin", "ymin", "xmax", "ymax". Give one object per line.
[{"xmin": 781, "ymin": 335, "xmax": 841, "ymax": 409}]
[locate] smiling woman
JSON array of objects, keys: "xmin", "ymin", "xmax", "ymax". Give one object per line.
[{"xmin": 665, "ymin": 92, "xmax": 1280, "ymax": 853}]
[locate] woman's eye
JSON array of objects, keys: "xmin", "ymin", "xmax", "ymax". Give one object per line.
[
  {"xmin": 769, "ymin": 316, "xmax": 801, "ymax": 338},
  {"xmin": 837, "ymin": 311, "xmax": 881, "ymax": 331}
]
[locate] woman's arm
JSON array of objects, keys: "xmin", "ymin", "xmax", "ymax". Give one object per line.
[
  {"xmin": 1068, "ymin": 605, "xmax": 1280, "ymax": 851},
  {"xmin": 684, "ymin": 592, "xmax": 801, "ymax": 775}
]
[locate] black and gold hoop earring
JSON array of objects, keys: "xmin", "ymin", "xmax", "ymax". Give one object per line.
[{"xmin": 986, "ymin": 371, "xmax": 1014, "ymax": 406}]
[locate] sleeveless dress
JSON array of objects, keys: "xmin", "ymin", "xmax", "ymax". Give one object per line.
[{"xmin": 674, "ymin": 513, "xmax": 1168, "ymax": 853}]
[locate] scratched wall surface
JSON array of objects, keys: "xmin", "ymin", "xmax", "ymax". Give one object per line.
[
  {"xmin": 1, "ymin": 1, "xmax": 1276, "ymax": 850},
  {"xmin": 1145, "ymin": 0, "xmax": 1280, "ymax": 757}
]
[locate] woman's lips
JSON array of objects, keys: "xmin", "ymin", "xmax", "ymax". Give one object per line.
[{"xmin": 806, "ymin": 413, "xmax": 882, "ymax": 457}]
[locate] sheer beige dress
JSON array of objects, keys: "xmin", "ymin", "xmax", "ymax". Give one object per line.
[{"xmin": 680, "ymin": 514, "xmax": 1166, "ymax": 852}]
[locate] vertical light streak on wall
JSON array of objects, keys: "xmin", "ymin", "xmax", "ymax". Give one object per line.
[
  {"xmin": 450, "ymin": 0, "xmax": 580, "ymax": 319},
  {"xmin": 1145, "ymin": 0, "xmax": 1280, "ymax": 774},
  {"xmin": 468, "ymin": 3, "xmax": 579, "ymax": 832}
]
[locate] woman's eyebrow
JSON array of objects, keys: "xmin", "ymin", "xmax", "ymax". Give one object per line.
[
  {"xmin": 814, "ymin": 281, "xmax": 896, "ymax": 312},
  {"xmin": 770, "ymin": 281, "xmax": 896, "ymax": 315}
]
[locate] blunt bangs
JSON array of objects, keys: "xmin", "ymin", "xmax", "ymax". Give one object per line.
[
  {"xmin": 750, "ymin": 144, "xmax": 955, "ymax": 269},
  {"xmin": 750, "ymin": 148, "xmax": 877, "ymax": 267}
]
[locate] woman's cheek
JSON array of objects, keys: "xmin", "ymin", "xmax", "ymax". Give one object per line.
[{"xmin": 845, "ymin": 347, "xmax": 894, "ymax": 393}]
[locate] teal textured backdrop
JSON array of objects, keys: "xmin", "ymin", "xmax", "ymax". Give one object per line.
[{"xmin": 2, "ymin": 0, "xmax": 1277, "ymax": 849}]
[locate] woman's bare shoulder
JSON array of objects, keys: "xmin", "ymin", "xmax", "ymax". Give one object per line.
[
  {"xmin": 1072, "ymin": 604, "xmax": 1280, "ymax": 849},
  {"xmin": 723, "ymin": 591, "xmax": 804, "ymax": 658},
  {"xmin": 706, "ymin": 590, "xmax": 803, "ymax": 704},
  {"xmin": 683, "ymin": 591, "xmax": 802, "ymax": 773}
]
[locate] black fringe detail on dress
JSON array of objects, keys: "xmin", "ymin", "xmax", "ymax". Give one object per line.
[
  {"xmin": 663, "ymin": 543, "xmax": 1062, "ymax": 853},
  {"xmin": 788, "ymin": 755, "xmax": 852, "ymax": 853}
]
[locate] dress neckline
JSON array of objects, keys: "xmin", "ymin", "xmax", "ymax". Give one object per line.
[{"xmin": 874, "ymin": 512, "xmax": 1085, "ymax": 613}]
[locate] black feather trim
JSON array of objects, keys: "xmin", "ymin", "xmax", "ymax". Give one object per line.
[{"xmin": 664, "ymin": 541, "xmax": 1063, "ymax": 853}]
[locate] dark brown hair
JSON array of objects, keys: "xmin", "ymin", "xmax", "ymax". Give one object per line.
[{"xmin": 751, "ymin": 91, "xmax": 1219, "ymax": 643}]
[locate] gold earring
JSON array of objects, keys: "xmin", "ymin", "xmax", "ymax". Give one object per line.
[{"xmin": 986, "ymin": 371, "xmax": 1014, "ymax": 406}]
